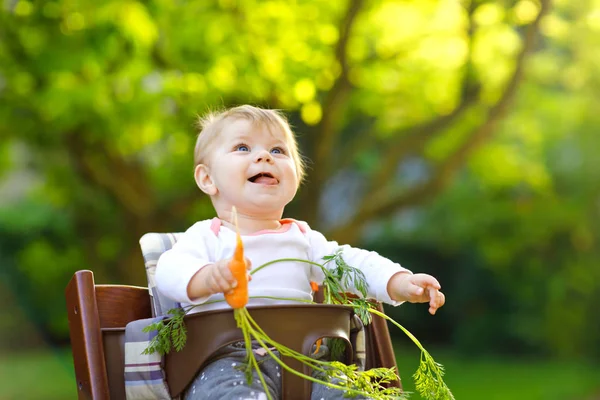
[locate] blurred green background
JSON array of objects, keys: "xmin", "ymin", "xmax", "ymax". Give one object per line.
[{"xmin": 1, "ymin": 0, "xmax": 599, "ymax": 398}]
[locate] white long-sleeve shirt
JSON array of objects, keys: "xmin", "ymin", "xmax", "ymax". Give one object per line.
[{"xmin": 156, "ymin": 218, "xmax": 409, "ymax": 313}]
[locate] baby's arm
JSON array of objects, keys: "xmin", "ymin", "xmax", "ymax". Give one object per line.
[
  {"xmin": 156, "ymin": 221, "xmax": 252, "ymax": 303},
  {"xmin": 306, "ymin": 226, "xmax": 445, "ymax": 314},
  {"xmin": 154, "ymin": 221, "xmax": 216, "ymax": 303},
  {"xmin": 307, "ymin": 227, "xmax": 406, "ymax": 303}
]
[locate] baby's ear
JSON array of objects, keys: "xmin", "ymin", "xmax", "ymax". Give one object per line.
[{"xmin": 194, "ymin": 164, "xmax": 217, "ymax": 195}]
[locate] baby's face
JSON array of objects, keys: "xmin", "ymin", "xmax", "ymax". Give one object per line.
[{"xmin": 203, "ymin": 118, "xmax": 299, "ymax": 218}]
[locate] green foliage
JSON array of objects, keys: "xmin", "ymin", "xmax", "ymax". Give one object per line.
[
  {"xmin": 0, "ymin": 0, "xmax": 598, "ymax": 363},
  {"xmin": 413, "ymin": 353, "xmax": 452, "ymax": 400},
  {"xmin": 323, "ymin": 250, "xmax": 368, "ymax": 297},
  {"xmin": 368, "ymin": 307, "xmax": 454, "ymax": 400},
  {"xmin": 238, "ymin": 306, "xmax": 406, "ymax": 400},
  {"xmin": 322, "ymin": 249, "xmax": 371, "ymax": 323},
  {"xmin": 323, "ymin": 361, "xmax": 405, "ymax": 399},
  {"xmin": 321, "ymin": 251, "xmax": 454, "ymax": 399},
  {"xmin": 141, "ymin": 307, "xmax": 186, "ymax": 356},
  {"xmin": 142, "ymin": 253, "xmax": 454, "ymax": 399}
]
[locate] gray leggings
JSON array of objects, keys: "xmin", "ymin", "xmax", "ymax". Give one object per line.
[{"xmin": 183, "ymin": 341, "xmax": 367, "ymax": 400}]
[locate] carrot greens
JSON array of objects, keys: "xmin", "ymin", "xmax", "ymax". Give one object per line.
[{"xmin": 143, "ymin": 250, "xmax": 454, "ymax": 399}]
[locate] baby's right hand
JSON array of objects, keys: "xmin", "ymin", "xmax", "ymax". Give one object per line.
[{"xmin": 204, "ymin": 257, "xmax": 252, "ymax": 295}]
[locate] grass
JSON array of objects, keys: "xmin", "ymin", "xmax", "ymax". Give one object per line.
[
  {"xmin": 0, "ymin": 346, "xmax": 598, "ymax": 399},
  {"xmin": 0, "ymin": 347, "xmax": 76, "ymax": 400},
  {"xmin": 394, "ymin": 344, "xmax": 600, "ymax": 400}
]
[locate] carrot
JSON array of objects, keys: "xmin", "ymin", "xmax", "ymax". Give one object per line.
[
  {"xmin": 310, "ymin": 281, "xmax": 319, "ymax": 292},
  {"xmin": 224, "ymin": 207, "xmax": 249, "ymax": 309},
  {"xmin": 310, "ymin": 280, "xmax": 323, "ymax": 354}
]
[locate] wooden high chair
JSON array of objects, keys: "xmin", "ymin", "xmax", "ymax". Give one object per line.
[{"xmin": 65, "ymin": 233, "xmax": 400, "ymax": 400}]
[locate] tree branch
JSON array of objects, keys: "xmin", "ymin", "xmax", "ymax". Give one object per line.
[
  {"xmin": 296, "ymin": 0, "xmax": 366, "ymax": 226},
  {"xmin": 327, "ymin": 0, "xmax": 551, "ymax": 243},
  {"xmin": 312, "ymin": 0, "xmax": 365, "ymax": 179},
  {"xmin": 64, "ymin": 131, "xmax": 155, "ymax": 218},
  {"xmin": 365, "ymin": 1, "xmax": 480, "ymax": 191}
]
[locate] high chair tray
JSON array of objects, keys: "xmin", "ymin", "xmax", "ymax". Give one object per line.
[{"xmin": 102, "ymin": 304, "xmax": 354, "ymax": 399}]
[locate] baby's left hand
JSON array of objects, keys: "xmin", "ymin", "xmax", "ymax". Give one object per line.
[{"xmin": 388, "ymin": 272, "xmax": 445, "ymax": 315}]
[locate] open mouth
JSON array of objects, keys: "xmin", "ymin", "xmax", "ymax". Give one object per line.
[{"xmin": 248, "ymin": 172, "xmax": 278, "ymax": 184}]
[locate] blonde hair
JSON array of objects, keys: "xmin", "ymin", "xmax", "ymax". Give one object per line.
[{"xmin": 194, "ymin": 105, "xmax": 306, "ymax": 184}]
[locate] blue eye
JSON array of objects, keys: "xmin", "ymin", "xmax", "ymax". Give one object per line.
[
  {"xmin": 235, "ymin": 144, "xmax": 250, "ymax": 152},
  {"xmin": 270, "ymin": 147, "xmax": 284, "ymax": 154}
]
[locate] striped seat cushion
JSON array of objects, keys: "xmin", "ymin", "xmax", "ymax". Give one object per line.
[{"xmin": 139, "ymin": 232, "xmax": 182, "ymax": 317}]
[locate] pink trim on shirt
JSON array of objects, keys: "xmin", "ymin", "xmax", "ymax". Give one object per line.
[
  {"xmin": 209, "ymin": 218, "xmax": 307, "ymax": 237},
  {"xmin": 246, "ymin": 221, "xmax": 292, "ymax": 236},
  {"xmin": 210, "ymin": 218, "xmax": 221, "ymax": 236},
  {"xmin": 280, "ymin": 218, "xmax": 308, "ymax": 234}
]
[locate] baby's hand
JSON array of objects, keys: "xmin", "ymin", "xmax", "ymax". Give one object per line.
[
  {"xmin": 204, "ymin": 257, "xmax": 252, "ymax": 295},
  {"xmin": 388, "ymin": 272, "xmax": 445, "ymax": 315}
]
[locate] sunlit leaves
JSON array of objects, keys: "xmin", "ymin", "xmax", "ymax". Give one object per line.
[
  {"xmin": 0, "ymin": 0, "xmax": 550, "ymax": 146},
  {"xmin": 512, "ymin": 0, "xmax": 541, "ymax": 25},
  {"xmin": 1, "ymin": 0, "xmax": 599, "ymax": 356},
  {"xmin": 540, "ymin": 13, "xmax": 570, "ymax": 39},
  {"xmin": 300, "ymin": 101, "xmax": 323, "ymax": 125},
  {"xmin": 17, "ymin": 26, "xmax": 46, "ymax": 56},
  {"xmin": 13, "ymin": 1, "xmax": 33, "ymax": 17},
  {"xmin": 11, "ymin": 72, "xmax": 35, "ymax": 96},
  {"xmin": 472, "ymin": 24, "xmax": 522, "ymax": 101},
  {"xmin": 61, "ymin": 12, "xmax": 85, "ymax": 33},
  {"xmin": 41, "ymin": 2, "xmax": 61, "ymax": 19},
  {"xmin": 293, "ymin": 79, "xmax": 316, "ymax": 103},
  {"xmin": 586, "ymin": 8, "xmax": 600, "ymax": 31},
  {"xmin": 90, "ymin": 1, "xmax": 159, "ymax": 49},
  {"xmin": 469, "ymin": 142, "xmax": 551, "ymax": 191},
  {"xmin": 347, "ymin": 0, "xmax": 471, "ymax": 125},
  {"xmin": 473, "ymin": 3, "xmax": 506, "ymax": 26}
]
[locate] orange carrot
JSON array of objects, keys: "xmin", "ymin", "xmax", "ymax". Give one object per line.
[
  {"xmin": 313, "ymin": 338, "xmax": 322, "ymax": 355},
  {"xmin": 224, "ymin": 207, "xmax": 249, "ymax": 309},
  {"xmin": 310, "ymin": 281, "xmax": 322, "ymax": 354}
]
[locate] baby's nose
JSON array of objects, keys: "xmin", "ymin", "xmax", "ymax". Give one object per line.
[{"xmin": 255, "ymin": 151, "xmax": 273, "ymax": 163}]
